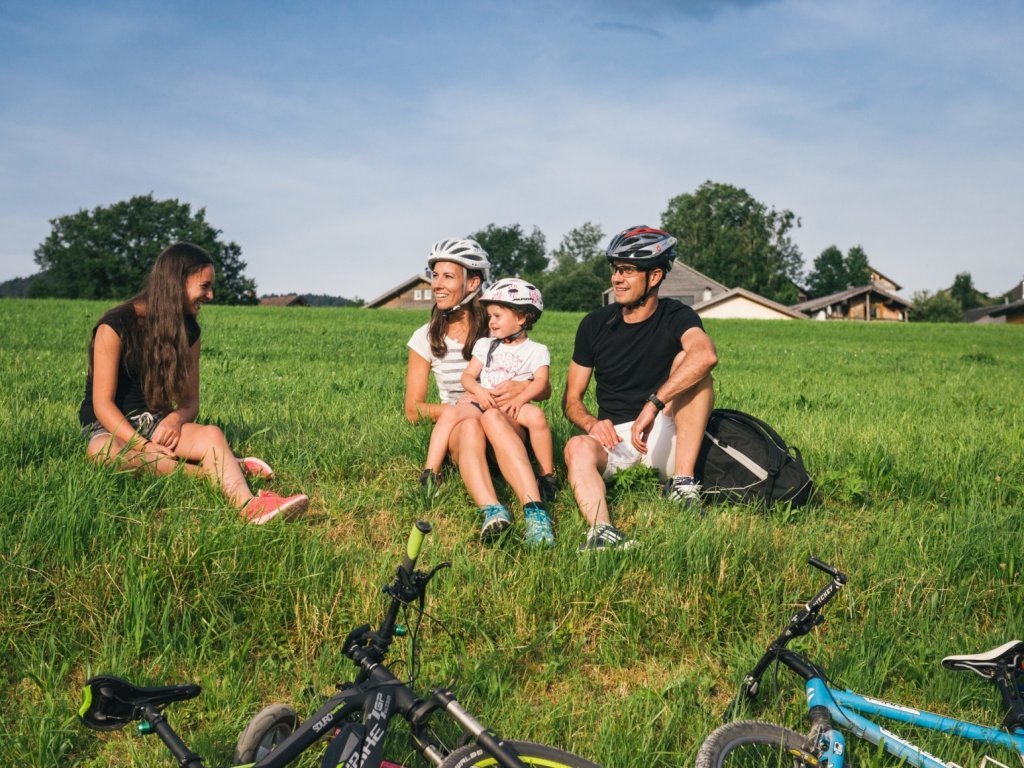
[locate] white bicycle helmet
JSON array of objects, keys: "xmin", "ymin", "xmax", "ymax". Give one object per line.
[
  {"xmin": 427, "ymin": 238, "xmax": 491, "ymax": 282},
  {"xmin": 605, "ymin": 225, "xmax": 677, "ymax": 271},
  {"xmin": 481, "ymin": 278, "xmax": 544, "ymax": 318}
]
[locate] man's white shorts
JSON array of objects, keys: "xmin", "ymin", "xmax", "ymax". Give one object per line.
[{"xmin": 592, "ymin": 413, "xmax": 677, "ymax": 480}]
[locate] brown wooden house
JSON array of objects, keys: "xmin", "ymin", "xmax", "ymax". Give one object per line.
[
  {"xmin": 790, "ymin": 282, "xmax": 911, "ymax": 321},
  {"xmin": 365, "ymin": 274, "xmax": 435, "ymax": 309}
]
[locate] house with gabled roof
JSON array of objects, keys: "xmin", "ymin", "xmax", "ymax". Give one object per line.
[
  {"xmin": 603, "ymin": 260, "xmax": 729, "ymax": 307},
  {"xmin": 601, "ymin": 260, "xmax": 805, "ymax": 320},
  {"xmin": 694, "ymin": 287, "xmax": 807, "ymax": 320},
  {"xmin": 365, "ymin": 274, "xmax": 435, "ymax": 309},
  {"xmin": 791, "ymin": 282, "xmax": 911, "ymax": 321},
  {"xmin": 964, "ymin": 279, "xmax": 1024, "ymax": 324}
]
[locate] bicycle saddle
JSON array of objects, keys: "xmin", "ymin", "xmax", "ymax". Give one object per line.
[
  {"xmin": 79, "ymin": 675, "xmax": 201, "ymax": 731},
  {"xmin": 941, "ymin": 640, "xmax": 1024, "ymax": 679}
]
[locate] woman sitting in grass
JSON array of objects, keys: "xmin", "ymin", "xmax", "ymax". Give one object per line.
[
  {"xmin": 78, "ymin": 242, "xmax": 308, "ymax": 524},
  {"xmin": 405, "ymin": 238, "xmax": 554, "ymax": 545}
]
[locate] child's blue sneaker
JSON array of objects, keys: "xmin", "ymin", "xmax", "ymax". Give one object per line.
[
  {"xmin": 480, "ymin": 504, "xmax": 512, "ymax": 543},
  {"xmin": 523, "ymin": 506, "xmax": 555, "ymax": 547}
]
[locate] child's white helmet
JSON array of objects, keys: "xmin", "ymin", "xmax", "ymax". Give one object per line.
[{"xmin": 482, "ymin": 278, "xmax": 544, "ymax": 318}]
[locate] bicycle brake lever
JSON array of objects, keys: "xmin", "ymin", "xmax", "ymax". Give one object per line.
[
  {"xmin": 342, "ymin": 623, "xmax": 372, "ymax": 653},
  {"xmin": 424, "ymin": 561, "xmax": 451, "ymax": 583}
]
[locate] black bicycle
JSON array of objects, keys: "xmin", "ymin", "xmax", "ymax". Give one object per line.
[{"xmin": 79, "ymin": 521, "xmax": 601, "ymax": 768}]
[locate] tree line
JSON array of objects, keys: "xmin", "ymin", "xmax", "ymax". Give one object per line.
[{"xmin": 5, "ymin": 188, "xmax": 1008, "ymax": 320}]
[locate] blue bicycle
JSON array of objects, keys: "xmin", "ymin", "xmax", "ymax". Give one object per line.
[{"xmin": 696, "ymin": 557, "xmax": 1024, "ymax": 768}]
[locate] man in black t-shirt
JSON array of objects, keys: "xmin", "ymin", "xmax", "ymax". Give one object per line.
[{"xmin": 562, "ymin": 225, "xmax": 718, "ymax": 550}]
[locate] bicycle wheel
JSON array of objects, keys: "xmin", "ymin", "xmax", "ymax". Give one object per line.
[
  {"xmin": 696, "ymin": 721, "xmax": 820, "ymax": 768},
  {"xmin": 438, "ymin": 739, "xmax": 602, "ymax": 768},
  {"xmin": 232, "ymin": 703, "xmax": 298, "ymax": 764}
]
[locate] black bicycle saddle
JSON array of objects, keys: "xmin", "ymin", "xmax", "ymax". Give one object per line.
[{"xmin": 79, "ymin": 675, "xmax": 201, "ymax": 731}]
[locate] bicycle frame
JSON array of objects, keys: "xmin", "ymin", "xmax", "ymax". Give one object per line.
[
  {"xmin": 802, "ymin": 674, "xmax": 1024, "ymax": 768},
  {"xmin": 80, "ymin": 521, "xmax": 532, "ymax": 768},
  {"xmin": 732, "ymin": 558, "xmax": 1024, "ymax": 768}
]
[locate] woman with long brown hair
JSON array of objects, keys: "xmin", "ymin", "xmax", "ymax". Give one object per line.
[{"xmin": 79, "ymin": 242, "xmax": 308, "ymax": 523}]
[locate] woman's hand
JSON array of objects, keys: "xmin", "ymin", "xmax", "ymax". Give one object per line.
[
  {"xmin": 150, "ymin": 412, "xmax": 184, "ymax": 451},
  {"xmin": 491, "ymin": 379, "xmax": 528, "ymax": 408}
]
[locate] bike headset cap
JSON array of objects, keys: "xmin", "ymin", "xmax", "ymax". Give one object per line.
[{"xmin": 427, "ymin": 238, "xmax": 492, "ymax": 315}]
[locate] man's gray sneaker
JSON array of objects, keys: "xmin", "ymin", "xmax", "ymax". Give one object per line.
[
  {"xmin": 579, "ymin": 523, "xmax": 635, "ymax": 552},
  {"xmin": 480, "ymin": 504, "xmax": 512, "ymax": 543},
  {"xmin": 663, "ymin": 475, "xmax": 703, "ymax": 514}
]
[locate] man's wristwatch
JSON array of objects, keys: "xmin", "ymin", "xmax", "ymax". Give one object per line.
[{"xmin": 647, "ymin": 393, "xmax": 666, "ymax": 411}]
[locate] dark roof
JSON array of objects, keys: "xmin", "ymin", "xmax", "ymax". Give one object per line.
[
  {"xmin": 963, "ymin": 298, "xmax": 1024, "ymax": 322},
  {"xmin": 259, "ymin": 294, "xmax": 307, "ymax": 307},
  {"xmin": 989, "ymin": 298, "xmax": 1024, "ymax": 318}
]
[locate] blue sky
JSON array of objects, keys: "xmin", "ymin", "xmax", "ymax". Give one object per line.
[{"xmin": 2, "ymin": 1, "xmax": 1022, "ymax": 301}]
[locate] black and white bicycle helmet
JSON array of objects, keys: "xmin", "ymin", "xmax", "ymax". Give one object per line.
[
  {"xmin": 605, "ymin": 225, "xmax": 677, "ymax": 272},
  {"xmin": 481, "ymin": 278, "xmax": 544, "ymax": 318},
  {"xmin": 427, "ymin": 238, "xmax": 492, "ymax": 282}
]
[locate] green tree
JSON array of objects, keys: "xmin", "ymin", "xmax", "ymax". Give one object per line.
[
  {"xmin": 807, "ymin": 244, "xmax": 873, "ymax": 297},
  {"xmin": 538, "ymin": 222, "xmax": 609, "ymax": 311},
  {"xmin": 549, "ymin": 222, "xmax": 604, "ymax": 271},
  {"xmin": 470, "ymin": 223, "xmax": 547, "ymax": 281},
  {"xmin": 661, "ymin": 181, "xmax": 804, "ymax": 304},
  {"xmin": 910, "ymin": 290, "xmax": 962, "ymax": 322},
  {"xmin": 807, "ymin": 245, "xmax": 846, "ymax": 297},
  {"xmin": 31, "ymin": 194, "xmax": 257, "ymax": 304},
  {"xmin": 949, "ymin": 272, "xmax": 990, "ymax": 311},
  {"xmin": 844, "ymin": 245, "xmax": 871, "ymax": 285}
]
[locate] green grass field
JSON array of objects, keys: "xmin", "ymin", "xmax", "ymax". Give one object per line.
[{"xmin": 1, "ymin": 299, "xmax": 1022, "ymax": 768}]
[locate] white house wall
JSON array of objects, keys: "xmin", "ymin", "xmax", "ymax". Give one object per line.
[{"xmin": 697, "ymin": 296, "xmax": 798, "ymax": 320}]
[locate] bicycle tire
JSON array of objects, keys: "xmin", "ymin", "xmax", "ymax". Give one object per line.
[
  {"xmin": 696, "ymin": 721, "xmax": 820, "ymax": 768},
  {"xmin": 438, "ymin": 739, "xmax": 602, "ymax": 768},
  {"xmin": 232, "ymin": 702, "xmax": 298, "ymax": 764}
]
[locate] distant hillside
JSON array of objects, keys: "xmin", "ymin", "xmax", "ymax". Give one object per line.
[
  {"xmin": 262, "ymin": 293, "xmax": 364, "ymax": 307},
  {"xmin": 0, "ymin": 274, "xmax": 39, "ymax": 298}
]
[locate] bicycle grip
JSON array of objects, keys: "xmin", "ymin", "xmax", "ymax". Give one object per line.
[{"xmin": 400, "ymin": 520, "xmax": 432, "ymax": 575}]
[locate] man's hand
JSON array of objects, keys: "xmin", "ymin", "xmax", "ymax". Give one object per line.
[
  {"xmin": 587, "ymin": 418, "xmax": 621, "ymax": 450},
  {"xmin": 630, "ymin": 403, "xmax": 658, "ymax": 453}
]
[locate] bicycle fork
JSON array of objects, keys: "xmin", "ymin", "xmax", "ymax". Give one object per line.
[
  {"xmin": 807, "ymin": 703, "xmax": 848, "ymax": 768},
  {"xmin": 410, "ymin": 688, "xmax": 527, "ymax": 768}
]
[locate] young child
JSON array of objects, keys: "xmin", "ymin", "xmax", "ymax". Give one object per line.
[
  {"xmin": 431, "ymin": 278, "xmax": 557, "ymax": 545},
  {"xmin": 420, "ymin": 278, "xmax": 556, "ymax": 493},
  {"xmin": 461, "ymin": 278, "xmax": 556, "ymax": 493},
  {"xmin": 78, "ymin": 242, "xmax": 308, "ymax": 524}
]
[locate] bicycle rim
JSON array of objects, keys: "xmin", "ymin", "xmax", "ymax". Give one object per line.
[
  {"xmin": 438, "ymin": 739, "xmax": 602, "ymax": 768},
  {"xmin": 696, "ymin": 721, "xmax": 820, "ymax": 768}
]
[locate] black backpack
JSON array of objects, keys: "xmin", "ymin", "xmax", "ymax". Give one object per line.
[{"xmin": 694, "ymin": 408, "xmax": 813, "ymax": 507}]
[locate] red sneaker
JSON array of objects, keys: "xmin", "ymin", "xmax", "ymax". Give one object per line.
[
  {"xmin": 243, "ymin": 490, "xmax": 309, "ymax": 524},
  {"xmin": 240, "ymin": 456, "xmax": 275, "ymax": 480}
]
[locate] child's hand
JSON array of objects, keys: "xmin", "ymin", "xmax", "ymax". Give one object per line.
[{"xmin": 501, "ymin": 397, "xmax": 526, "ymax": 419}]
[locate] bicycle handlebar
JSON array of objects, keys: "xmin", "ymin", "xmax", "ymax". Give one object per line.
[
  {"xmin": 400, "ymin": 520, "xmax": 432, "ymax": 577},
  {"xmin": 733, "ymin": 557, "xmax": 849, "ymax": 708}
]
